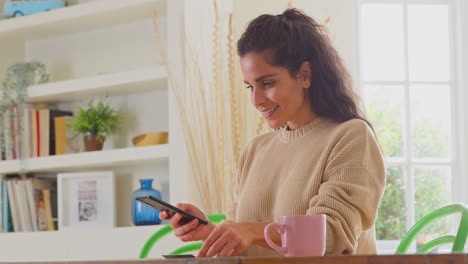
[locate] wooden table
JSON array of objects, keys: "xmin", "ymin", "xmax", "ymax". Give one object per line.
[{"xmin": 6, "ymin": 254, "xmax": 466, "ymax": 264}]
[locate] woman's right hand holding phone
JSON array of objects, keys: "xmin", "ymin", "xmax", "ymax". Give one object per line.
[{"xmin": 159, "ymin": 203, "xmax": 215, "ymax": 242}]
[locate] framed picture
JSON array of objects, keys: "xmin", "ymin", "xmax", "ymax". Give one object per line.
[{"xmin": 57, "ymin": 171, "xmax": 115, "ymax": 230}]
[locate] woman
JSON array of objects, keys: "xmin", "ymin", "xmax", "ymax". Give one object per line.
[{"xmin": 160, "ymin": 8, "xmax": 385, "ymax": 257}]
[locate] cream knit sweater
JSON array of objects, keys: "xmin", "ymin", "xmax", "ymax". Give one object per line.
[{"xmin": 226, "ymin": 117, "xmax": 385, "ymax": 256}]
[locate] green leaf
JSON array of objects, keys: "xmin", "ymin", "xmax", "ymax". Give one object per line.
[{"xmin": 72, "ymin": 100, "xmax": 121, "ymax": 141}]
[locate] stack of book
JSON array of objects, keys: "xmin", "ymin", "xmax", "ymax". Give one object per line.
[
  {"xmin": 0, "ymin": 105, "xmax": 84, "ymax": 161},
  {"xmin": 0, "ymin": 174, "xmax": 58, "ymax": 232}
]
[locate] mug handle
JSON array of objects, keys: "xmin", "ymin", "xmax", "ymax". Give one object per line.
[{"xmin": 264, "ymin": 223, "xmax": 287, "ymax": 254}]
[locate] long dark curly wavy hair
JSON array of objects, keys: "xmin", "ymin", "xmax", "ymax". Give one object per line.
[{"xmin": 237, "ymin": 8, "xmax": 372, "ymax": 127}]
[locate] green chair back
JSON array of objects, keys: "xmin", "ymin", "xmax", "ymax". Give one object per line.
[
  {"xmin": 139, "ymin": 214, "xmax": 226, "ymax": 258},
  {"xmin": 395, "ymin": 203, "xmax": 468, "ymax": 254}
]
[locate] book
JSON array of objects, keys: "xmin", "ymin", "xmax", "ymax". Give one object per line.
[
  {"xmin": 54, "ymin": 116, "xmax": 67, "ymax": 155},
  {"xmin": 32, "ymin": 109, "xmax": 39, "ymax": 158},
  {"xmin": 54, "ymin": 116, "xmax": 83, "ymax": 155},
  {"xmin": 1, "ymin": 178, "xmax": 10, "ymax": 232},
  {"xmin": 14, "ymin": 180, "xmax": 32, "ymax": 232},
  {"xmin": 21, "ymin": 105, "xmax": 34, "ymax": 159},
  {"xmin": 6, "ymin": 180, "xmax": 20, "ymax": 232},
  {"xmin": 50, "ymin": 188, "xmax": 58, "ymax": 230},
  {"xmin": 10, "ymin": 105, "xmax": 20, "ymax": 159},
  {"xmin": 48, "ymin": 109, "xmax": 73, "ymax": 156},
  {"xmin": 42, "ymin": 189, "xmax": 55, "ymax": 231},
  {"xmin": 33, "ymin": 109, "xmax": 73, "ymax": 157},
  {"xmin": 3, "ymin": 108, "xmax": 13, "ymax": 160},
  {"xmin": 1, "ymin": 104, "xmax": 35, "ymax": 160},
  {"xmin": 30, "ymin": 177, "xmax": 56, "ymax": 231},
  {"xmin": 38, "ymin": 109, "xmax": 50, "ymax": 157},
  {"xmin": 24, "ymin": 179, "xmax": 38, "ymax": 231},
  {"xmin": 0, "ymin": 122, "xmax": 4, "ymax": 160}
]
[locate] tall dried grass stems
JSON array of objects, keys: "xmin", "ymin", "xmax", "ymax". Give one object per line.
[{"xmin": 152, "ymin": 3, "xmax": 269, "ymax": 213}]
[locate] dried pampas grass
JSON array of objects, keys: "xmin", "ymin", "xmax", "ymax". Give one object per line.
[{"xmin": 152, "ymin": 1, "xmax": 269, "ymax": 214}]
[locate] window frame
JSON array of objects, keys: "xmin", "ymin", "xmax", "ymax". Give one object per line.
[{"xmin": 356, "ymin": 0, "xmax": 465, "ymax": 253}]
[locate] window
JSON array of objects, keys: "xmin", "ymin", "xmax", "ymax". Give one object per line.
[{"xmin": 358, "ymin": 0, "xmax": 459, "ymax": 251}]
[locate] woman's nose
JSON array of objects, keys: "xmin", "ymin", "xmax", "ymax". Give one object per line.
[{"xmin": 251, "ymin": 88, "xmax": 267, "ymax": 107}]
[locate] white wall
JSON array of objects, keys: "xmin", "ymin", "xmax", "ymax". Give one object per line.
[
  {"xmin": 232, "ymin": 0, "xmax": 357, "ymax": 82},
  {"xmin": 457, "ymin": 0, "xmax": 468, "ymax": 204}
]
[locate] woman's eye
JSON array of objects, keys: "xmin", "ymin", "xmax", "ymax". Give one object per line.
[
  {"xmin": 263, "ymin": 81, "xmax": 274, "ymax": 88},
  {"xmin": 246, "ymin": 85, "xmax": 253, "ymax": 91}
]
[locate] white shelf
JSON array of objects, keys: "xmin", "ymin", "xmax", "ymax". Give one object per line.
[
  {"xmin": 0, "ymin": 160, "xmax": 21, "ymax": 175},
  {"xmin": 0, "ymin": 0, "xmax": 165, "ymax": 41},
  {"xmin": 0, "ymin": 144, "xmax": 169, "ymax": 174},
  {"xmin": 26, "ymin": 66, "xmax": 167, "ymax": 103}
]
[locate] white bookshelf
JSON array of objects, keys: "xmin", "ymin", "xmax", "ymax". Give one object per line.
[
  {"xmin": 27, "ymin": 66, "xmax": 167, "ymax": 103},
  {"xmin": 0, "ymin": 144, "xmax": 169, "ymax": 174},
  {"xmin": 0, "ymin": 0, "xmax": 165, "ymax": 41},
  {"xmin": 0, "ymin": 0, "xmax": 190, "ymax": 261}
]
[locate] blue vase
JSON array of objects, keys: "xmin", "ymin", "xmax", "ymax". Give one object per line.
[{"xmin": 131, "ymin": 179, "xmax": 162, "ymax": 225}]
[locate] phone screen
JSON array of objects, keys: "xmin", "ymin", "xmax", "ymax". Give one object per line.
[
  {"xmin": 162, "ymin": 254, "xmax": 195, "ymax": 259},
  {"xmin": 136, "ymin": 196, "xmax": 208, "ymax": 225}
]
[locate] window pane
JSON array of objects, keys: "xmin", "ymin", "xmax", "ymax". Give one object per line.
[
  {"xmin": 408, "ymin": 5, "xmax": 450, "ymax": 82},
  {"xmin": 410, "ymin": 85, "xmax": 451, "ymax": 159},
  {"xmin": 414, "ymin": 167, "xmax": 451, "ymax": 250},
  {"xmin": 364, "ymin": 85, "xmax": 404, "ymax": 158},
  {"xmin": 361, "ymin": 4, "xmax": 404, "ymax": 81},
  {"xmin": 376, "ymin": 167, "xmax": 407, "ymax": 240}
]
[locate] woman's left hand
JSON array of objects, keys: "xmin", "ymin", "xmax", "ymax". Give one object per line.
[{"xmin": 197, "ymin": 221, "xmax": 253, "ymax": 258}]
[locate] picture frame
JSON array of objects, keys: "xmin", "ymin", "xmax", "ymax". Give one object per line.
[{"xmin": 57, "ymin": 171, "xmax": 115, "ymax": 230}]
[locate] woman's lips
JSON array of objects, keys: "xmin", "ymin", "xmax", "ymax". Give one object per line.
[{"xmin": 261, "ymin": 105, "xmax": 279, "ymax": 118}]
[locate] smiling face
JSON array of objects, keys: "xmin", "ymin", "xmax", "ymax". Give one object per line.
[{"xmin": 240, "ymin": 52, "xmax": 316, "ymax": 130}]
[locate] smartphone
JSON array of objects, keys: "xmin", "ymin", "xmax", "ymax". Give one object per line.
[
  {"xmin": 162, "ymin": 254, "xmax": 195, "ymax": 259},
  {"xmin": 136, "ymin": 196, "xmax": 208, "ymax": 225}
]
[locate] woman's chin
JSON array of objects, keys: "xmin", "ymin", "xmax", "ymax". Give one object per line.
[{"xmin": 265, "ymin": 119, "xmax": 285, "ymax": 129}]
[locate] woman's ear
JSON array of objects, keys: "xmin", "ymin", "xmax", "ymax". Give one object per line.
[{"xmin": 298, "ymin": 61, "xmax": 312, "ymax": 88}]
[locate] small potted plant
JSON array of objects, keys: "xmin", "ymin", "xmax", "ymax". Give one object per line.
[
  {"xmin": 1, "ymin": 62, "xmax": 49, "ymax": 159},
  {"xmin": 72, "ymin": 100, "xmax": 120, "ymax": 152}
]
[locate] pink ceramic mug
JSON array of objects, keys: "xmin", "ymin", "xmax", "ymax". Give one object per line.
[{"xmin": 264, "ymin": 215, "xmax": 326, "ymax": 257}]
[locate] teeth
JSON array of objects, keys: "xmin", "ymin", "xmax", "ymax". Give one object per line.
[{"xmin": 262, "ymin": 105, "xmax": 278, "ymax": 114}]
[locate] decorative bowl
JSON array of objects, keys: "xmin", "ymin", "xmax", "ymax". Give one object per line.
[{"xmin": 132, "ymin": 131, "xmax": 169, "ymax": 147}]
